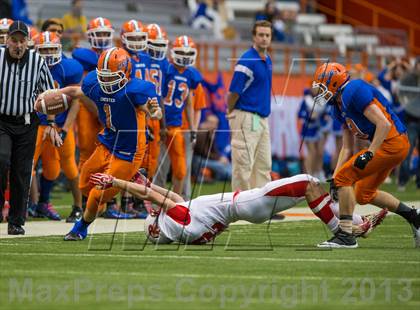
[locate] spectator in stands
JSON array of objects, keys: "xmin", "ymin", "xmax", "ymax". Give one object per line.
[
  {"xmin": 255, "ymin": 1, "xmax": 278, "ymax": 23},
  {"xmin": 378, "ymin": 57, "xmax": 411, "ymax": 121},
  {"xmin": 62, "ymin": 0, "xmax": 87, "ymax": 37},
  {"xmin": 41, "ymin": 18, "xmax": 64, "ymax": 38},
  {"xmin": 193, "ymin": 114, "xmax": 232, "ymax": 183},
  {"xmin": 398, "ymin": 57, "xmax": 420, "ymax": 191},
  {"xmin": 190, "ymin": 0, "xmax": 224, "ymax": 39}
]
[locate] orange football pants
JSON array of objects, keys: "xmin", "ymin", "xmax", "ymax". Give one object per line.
[
  {"xmin": 33, "ymin": 126, "xmax": 78, "ymax": 181},
  {"xmin": 77, "ymin": 104, "xmax": 102, "ymax": 171},
  {"xmin": 141, "ymin": 119, "xmax": 161, "ymax": 177},
  {"xmin": 79, "ymin": 143, "xmax": 145, "ymax": 216},
  {"xmin": 335, "ymin": 133, "xmax": 409, "ymax": 204},
  {"xmin": 165, "ymin": 126, "xmax": 186, "ymax": 180}
]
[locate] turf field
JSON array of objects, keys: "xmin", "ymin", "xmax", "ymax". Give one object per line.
[{"xmin": 0, "ymin": 181, "xmax": 419, "ymax": 310}]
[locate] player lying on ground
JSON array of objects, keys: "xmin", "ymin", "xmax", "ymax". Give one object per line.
[{"xmin": 67, "ymin": 172, "xmax": 387, "ymax": 244}]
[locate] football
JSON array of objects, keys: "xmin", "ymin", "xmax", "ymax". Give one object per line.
[{"xmin": 34, "ymin": 89, "xmax": 72, "ymax": 115}]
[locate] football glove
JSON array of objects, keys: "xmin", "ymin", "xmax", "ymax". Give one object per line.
[
  {"xmin": 327, "ymin": 178, "xmax": 339, "ymax": 202},
  {"xmin": 89, "ymin": 173, "xmax": 114, "ymax": 189},
  {"xmin": 131, "ymin": 169, "xmax": 151, "ymax": 187},
  {"xmin": 354, "ymin": 151, "xmax": 374, "ymax": 170}
]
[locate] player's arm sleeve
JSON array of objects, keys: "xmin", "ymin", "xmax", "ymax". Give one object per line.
[
  {"xmin": 190, "ymin": 69, "xmax": 203, "ymax": 90},
  {"xmin": 65, "ymin": 60, "xmax": 84, "ymax": 85},
  {"xmin": 229, "ymin": 61, "xmax": 253, "ymax": 95},
  {"xmin": 80, "ymin": 71, "xmax": 96, "ymax": 97},
  {"xmin": 131, "ymin": 81, "xmax": 158, "ymax": 106},
  {"xmin": 350, "ymin": 83, "xmax": 374, "ymax": 113}
]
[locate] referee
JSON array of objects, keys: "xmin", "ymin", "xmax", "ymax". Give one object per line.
[{"xmin": 0, "ymin": 21, "xmax": 55, "ymax": 235}]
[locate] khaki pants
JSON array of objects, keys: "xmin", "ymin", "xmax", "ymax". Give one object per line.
[{"xmin": 229, "ymin": 109, "xmax": 272, "ymax": 190}]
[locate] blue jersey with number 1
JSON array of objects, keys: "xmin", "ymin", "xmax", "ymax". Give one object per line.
[{"xmin": 81, "ymin": 71, "xmax": 158, "ymax": 162}]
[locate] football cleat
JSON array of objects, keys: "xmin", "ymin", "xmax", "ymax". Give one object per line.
[
  {"xmin": 66, "ymin": 205, "xmax": 83, "ymax": 223},
  {"xmin": 36, "ymin": 202, "xmax": 61, "ymax": 221},
  {"xmin": 353, "ymin": 208, "xmax": 388, "ymax": 238},
  {"xmin": 64, "ymin": 219, "xmax": 87, "ymax": 241},
  {"xmin": 317, "ymin": 229, "xmax": 358, "ymax": 248}
]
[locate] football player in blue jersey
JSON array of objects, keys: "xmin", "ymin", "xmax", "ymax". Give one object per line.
[
  {"xmin": 158, "ymin": 35, "xmax": 202, "ymax": 194},
  {"xmin": 32, "ymin": 31, "xmax": 84, "ymax": 222},
  {"xmin": 313, "ymin": 62, "xmax": 419, "ymax": 248},
  {"xmin": 61, "ymin": 47, "xmax": 162, "ymax": 240},
  {"xmin": 72, "ymin": 17, "xmax": 114, "ymax": 171}
]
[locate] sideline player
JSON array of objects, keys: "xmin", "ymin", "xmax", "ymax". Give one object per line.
[
  {"xmin": 312, "ymin": 62, "xmax": 420, "ymax": 248},
  {"xmin": 32, "ymin": 31, "xmax": 84, "ymax": 222},
  {"xmin": 157, "ymin": 35, "xmax": 202, "ymax": 194},
  {"xmin": 72, "ymin": 17, "xmax": 114, "ymax": 170},
  {"xmin": 61, "ymin": 48, "xmax": 161, "ymax": 240},
  {"xmin": 87, "ymin": 172, "xmax": 386, "ymax": 244}
]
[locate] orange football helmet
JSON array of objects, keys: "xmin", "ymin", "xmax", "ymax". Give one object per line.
[
  {"xmin": 146, "ymin": 23, "xmax": 168, "ymax": 60},
  {"xmin": 0, "ymin": 18, "xmax": 13, "ymax": 46},
  {"xmin": 312, "ymin": 62, "xmax": 349, "ymax": 106},
  {"xmin": 27, "ymin": 26, "xmax": 40, "ymax": 49},
  {"xmin": 87, "ymin": 17, "xmax": 114, "ymax": 50},
  {"xmin": 121, "ymin": 20, "xmax": 148, "ymax": 52},
  {"xmin": 171, "ymin": 35, "xmax": 197, "ymax": 67},
  {"xmin": 96, "ymin": 47, "xmax": 132, "ymax": 94},
  {"xmin": 35, "ymin": 31, "xmax": 62, "ymax": 66}
]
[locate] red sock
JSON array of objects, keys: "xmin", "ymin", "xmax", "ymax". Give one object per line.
[{"xmin": 309, "ymin": 194, "xmax": 339, "ymax": 233}]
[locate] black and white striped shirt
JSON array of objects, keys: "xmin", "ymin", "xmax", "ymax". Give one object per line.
[{"xmin": 0, "ymin": 47, "xmax": 54, "ymax": 116}]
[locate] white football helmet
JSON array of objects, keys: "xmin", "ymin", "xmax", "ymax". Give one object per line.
[{"xmin": 144, "ymin": 214, "xmax": 172, "ymax": 244}]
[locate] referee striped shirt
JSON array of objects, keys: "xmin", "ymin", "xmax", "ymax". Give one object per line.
[{"xmin": 0, "ymin": 47, "xmax": 54, "ymax": 116}]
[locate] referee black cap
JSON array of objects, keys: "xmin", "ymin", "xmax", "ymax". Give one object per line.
[{"xmin": 8, "ymin": 21, "xmax": 29, "ymax": 37}]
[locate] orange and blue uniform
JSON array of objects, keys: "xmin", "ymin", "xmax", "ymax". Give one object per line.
[
  {"xmin": 79, "ymin": 70, "xmax": 157, "ymax": 213},
  {"xmin": 161, "ymin": 63, "xmax": 202, "ymax": 180},
  {"xmin": 141, "ymin": 57, "xmax": 169, "ymax": 177},
  {"xmin": 34, "ymin": 58, "xmax": 83, "ymax": 181},
  {"xmin": 72, "ymin": 47, "xmax": 103, "ymax": 170},
  {"xmin": 333, "ymin": 79, "xmax": 409, "ymax": 204}
]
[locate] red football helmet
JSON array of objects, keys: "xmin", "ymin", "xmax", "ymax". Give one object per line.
[
  {"xmin": 312, "ymin": 62, "xmax": 349, "ymax": 106},
  {"xmin": 146, "ymin": 23, "xmax": 168, "ymax": 60},
  {"xmin": 35, "ymin": 31, "xmax": 62, "ymax": 66},
  {"xmin": 96, "ymin": 47, "xmax": 132, "ymax": 94},
  {"xmin": 121, "ymin": 20, "xmax": 148, "ymax": 52},
  {"xmin": 171, "ymin": 35, "xmax": 197, "ymax": 67},
  {"xmin": 87, "ymin": 17, "xmax": 114, "ymax": 50},
  {"xmin": 0, "ymin": 18, "xmax": 13, "ymax": 46}
]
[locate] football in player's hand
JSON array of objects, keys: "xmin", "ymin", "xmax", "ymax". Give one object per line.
[{"xmin": 34, "ymin": 89, "xmax": 72, "ymax": 115}]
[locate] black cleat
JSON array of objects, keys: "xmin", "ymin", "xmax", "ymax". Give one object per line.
[
  {"xmin": 66, "ymin": 206, "xmax": 83, "ymax": 223},
  {"xmin": 8, "ymin": 224, "xmax": 25, "ymax": 235},
  {"xmin": 317, "ymin": 229, "xmax": 358, "ymax": 248}
]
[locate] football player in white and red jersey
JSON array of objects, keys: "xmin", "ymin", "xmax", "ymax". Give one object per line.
[{"xmin": 90, "ymin": 172, "xmax": 387, "ymax": 245}]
